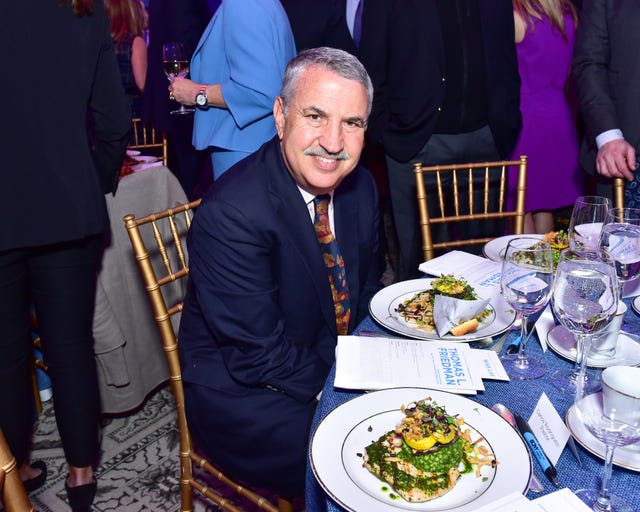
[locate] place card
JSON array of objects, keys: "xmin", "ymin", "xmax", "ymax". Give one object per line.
[
  {"xmin": 528, "ymin": 393, "xmax": 571, "ymax": 465},
  {"xmin": 468, "ymin": 349, "xmax": 510, "ymax": 381}
]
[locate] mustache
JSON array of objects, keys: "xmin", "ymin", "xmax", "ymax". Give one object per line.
[{"xmin": 304, "ymin": 147, "xmax": 350, "ymax": 161}]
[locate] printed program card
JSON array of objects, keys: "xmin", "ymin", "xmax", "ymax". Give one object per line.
[{"xmin": 334, "ymin": 336, "xmax": 485, "ymax": 394}]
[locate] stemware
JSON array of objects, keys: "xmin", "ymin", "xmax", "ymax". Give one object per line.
[
  {"xmin": 551, "ymin": 250, "xmax": 618, "ymax": 394},
  {"xmin": 162, "ymin": 42, "xmax": 194, "ymax": 115},
  {"xmin": 500, "ymin": 237, "xmax": 554, "ymax": 379},
  {"xmin": 573, "ymin": 365, "xmax": 640, "ymax": 512},
  {"xmin": 599, "ymin": 207, "xmax": 640, "ymax": 299},
  {"xmin": 569, "ymin": 196, "xmax": 611, "ymax": 256}
]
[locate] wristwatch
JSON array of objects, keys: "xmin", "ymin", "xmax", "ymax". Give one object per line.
[{"xmin": 195, "ymin": 85, "xmax": 208, "ymax": 108}]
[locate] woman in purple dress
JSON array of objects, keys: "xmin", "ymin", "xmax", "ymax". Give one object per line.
[{"xmin": 510, "ymin": 0, "xmax": 581, "ymax": 233}]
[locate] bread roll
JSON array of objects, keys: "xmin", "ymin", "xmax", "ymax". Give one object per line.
[{"xmin": 449, "ymin": 318, "xmax": 479, "ymax": 336}]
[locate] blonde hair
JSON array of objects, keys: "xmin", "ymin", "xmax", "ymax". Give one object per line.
[{"xmin": 513, "ymin": 0, "xmax": 577, "ymax": 40}]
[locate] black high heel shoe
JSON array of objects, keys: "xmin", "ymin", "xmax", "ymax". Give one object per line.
[
  {"xmin": 65, "ymin": 478, "xmax": 97, "ymax": 512},
  {"xmin": 22, "ymin": 460, "xmax": 47, "ymax": 493}
]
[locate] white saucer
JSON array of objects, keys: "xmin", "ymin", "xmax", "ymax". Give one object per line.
[
  {"xmin": 566, "ymin": 395, "xmax": 640, "ymax": 472},
  {"xmin": 633, "ymin": 296, "xmax": 640, "ymax": 316},
  {"xmin": 547, "ymin": 325, "xmax": 640, "ymax": 368}
]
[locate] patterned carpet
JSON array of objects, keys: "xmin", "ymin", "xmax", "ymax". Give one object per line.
[{"xmin": 28, "ymin": 386, "xmax": 278, "ymax": 512}]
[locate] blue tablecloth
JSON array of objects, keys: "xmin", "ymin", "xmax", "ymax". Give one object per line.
[{"xmin": 305, "ymin": 300, "xmax": 640, "ymax": 512}]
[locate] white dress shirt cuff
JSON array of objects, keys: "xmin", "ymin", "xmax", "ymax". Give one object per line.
[{"xmin": 596, "ymin": 129, "xmax": 624, "ymax": 149}]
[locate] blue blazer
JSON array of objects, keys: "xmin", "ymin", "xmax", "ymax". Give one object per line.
[
  {"xmin": 190, "ymin": 0, "xmax": 296, "ymax": 153},
  {"xmin": 178, "ymin": 137, "xmax": 381, "ymax": 493}
]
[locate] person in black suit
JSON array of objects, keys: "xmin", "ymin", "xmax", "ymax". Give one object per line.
[
  {"xmin": 178, "ymin": 47, "xmax": 381, "ymax": 497},
  {"xmin": 280, "ymin": 0, "xmax": 355, "ymax": 53},
  {"xmin": 573, "ymin": 0, "xmax": 640, "ymax": 206},
  {"xmin": 0, "ymin": 0, "xmax": 130, "ymax": 509},
  {"xmin": 142, "ymin": 0, "xmax": 215, "ymax": 199},
  {"xmin": 358, "ymin": 0, "xmax": 522, "ymax": 280}
]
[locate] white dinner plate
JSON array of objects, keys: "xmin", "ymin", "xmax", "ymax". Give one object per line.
[
  {"xmin": 369, "ymin": 279, "xmax": 516, "ymax": 342},
  {"xmin": 546, "ymin": 325, "xmax": 640, "ymax": 368},
  {"xmin": 310, "ymin": 387, "xmax": 532, "ymax": 512},
  {"xmin": 632, "ymin": 296, "xmax": 640, "ymax": 316},
  {"xmin": 566, "ymin": 395, "xmax": 640, "ymax": 472},
  {"xmin": 482, "ymin": 234, "xmax": 544, "ymax": 262}
]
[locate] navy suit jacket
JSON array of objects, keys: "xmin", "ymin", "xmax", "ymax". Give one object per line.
[
  {"xmin": 1, "ymin": 1, "xmax": 130, "ymax": 251},
  {"xmin": 358, "ymin": 0, "xmax": 521, "ymax": 162},
  {"xmin": 573, "ymin": 0, "xmax": 640, "ymax": 173},
  {"xmin": 179, "ymin": 137, "xmax": 380, "ymax": 403}
]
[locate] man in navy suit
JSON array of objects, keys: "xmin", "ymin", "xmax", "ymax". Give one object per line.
[
  {"xmin": 358, "ymin": 0, "xmax": 522, "ymax": 280},
  {"xmin": 178, "ymin": 47, "xmax": 381, "ymax": 497},
  {"xmin": 573, "ymin": 0, "xmax": 640, "ymax": 206}
]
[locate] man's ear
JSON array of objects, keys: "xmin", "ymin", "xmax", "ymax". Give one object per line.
[{"xmin": 273, "ymin": 96, "xmax": 285, "ymax": 139}]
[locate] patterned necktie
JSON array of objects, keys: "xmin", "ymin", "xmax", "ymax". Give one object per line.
[{"xmin": 313, "ymin": 195, "xmax": 351, "ymax": 335}]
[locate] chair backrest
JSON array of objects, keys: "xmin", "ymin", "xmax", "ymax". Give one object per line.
[
  {"xmin": 414, "ymin": 156, "xmax": 528, "ymax": 261},
  {"xmin": 128, "ymin": 117, "xmax": 169, "ymax": 166},
  {"xmin": 613, "ymin": 178, "xmax": 625, "ymax": 209},
  {"xmin": 123, "ymin": 201, "xmax": 290, "ymax": 512},
  {"xmin": 0, "ymin": 428, "xmax": 34, "ymax": 512}
]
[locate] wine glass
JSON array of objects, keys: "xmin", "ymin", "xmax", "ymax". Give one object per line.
[
  {"xmin": 551, "ymin": 250, "xmax": 618, "ymax": 394},
  {"xmin": 162, "ymin": 42, "xmax": 194, "ymax": 115},
  {"xmin": 599, "ymin": 207, "xmax": 640, "ymax": 299},
  {"xmin": 500, "ymin": 237, "xmax": 554, "ymax": 379},
  {"xmin": 573, "ymin": 365, "xmax": 640, "ymax": 512},
  {"xmin": 569, "ymin": 196, "xmax": 611, "ymax": 256}
]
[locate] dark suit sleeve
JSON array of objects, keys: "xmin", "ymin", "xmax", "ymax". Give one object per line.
[
  {"xmin": 186, "ymin": 198, "xmax": 334, "ymax": 403},
  {"xmin": 90, "ymin": 9, "xmax": 131, "ymax": 195},
  {"xmin": 573, "ymin": 0, "xmax": 617, "ymax": 144}
]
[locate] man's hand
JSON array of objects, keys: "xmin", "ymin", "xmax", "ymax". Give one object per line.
[{"xmin": 596, "ymin": 139, "xmax": 637, "ymax": 180}]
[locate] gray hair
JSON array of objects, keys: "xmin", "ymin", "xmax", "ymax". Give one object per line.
[{"xmin": 280, "ymin": 47, "xmax": 373, "ymax": 118}]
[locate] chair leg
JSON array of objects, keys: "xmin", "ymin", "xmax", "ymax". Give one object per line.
[
  {"xmin": 277, "ymin": 497, "xmax": 294, "ymax": 512},
  {"xmin": 31, "ymin": 368, "xmax": 42, "ymax": 415}
]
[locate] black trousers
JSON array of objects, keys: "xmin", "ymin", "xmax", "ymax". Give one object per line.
[
  {"xmin": 385, "ymin": 125, "xmax": 502, "ymax": 281},
  {"xmin": 0, "ymin": 235, "xmax": 102, "ymax": 467}
]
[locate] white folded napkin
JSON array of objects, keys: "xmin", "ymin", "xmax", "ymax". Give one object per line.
[{"xmin": 433, "ymin": 294, "xmax": 490, "ymax": 336}]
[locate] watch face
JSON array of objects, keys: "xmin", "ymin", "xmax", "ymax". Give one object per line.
[{"xmin": 196, "ymin": 93, "xmax": 207, "ymax": 106}]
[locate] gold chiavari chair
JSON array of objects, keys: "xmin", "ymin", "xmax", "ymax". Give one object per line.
[
  {"xmin": 414, "ymin": 156, "xmax": 528, "ymax": 261},
  {"xmin": 123, "ymin": 200, "xmax": 294, "ymax": 512},
  {"xmin": 128, "ymin": 118, "xmax": 169, "ymax": 166},
  {"xmin": 0, "ymin": 427, "xmax": 34, "ymax": 512}
]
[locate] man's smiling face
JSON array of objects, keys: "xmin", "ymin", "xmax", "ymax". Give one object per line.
[{"xmin": 274, "ymin": 64, "xmax": 368, "ymax": 195}]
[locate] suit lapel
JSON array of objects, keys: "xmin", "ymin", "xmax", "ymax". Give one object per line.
[{"xmin": 264, "ymin": 143, "xmax": 339, "ymax": 335}]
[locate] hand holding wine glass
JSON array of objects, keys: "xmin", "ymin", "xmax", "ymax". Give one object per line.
[
  {"xmin": 499, "ymin": 237, "xmax": 554, "ymax": 380},
  {"xmin": 551, "ymin": 250, "xmax": 618, "ymax": 394},
  {"xmin": 162, "ymin": 42, "xmax": 194, "ymax": 115},
  {"xmin": 573, "ymin": 365, "xmax": 640, "ymax": 512}
]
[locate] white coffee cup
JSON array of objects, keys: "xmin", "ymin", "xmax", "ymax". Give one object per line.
[
  {"xmin": 591, "ymin": 301, "xmax": 627, "ymax": 360},
  {"xmin": 602, "ymin": 366, "xmax": 640, "ymax": 425}
]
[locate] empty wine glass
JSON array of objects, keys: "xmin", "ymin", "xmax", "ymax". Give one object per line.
[
  {"xmin": 551, "ymin": 250, "xmax": 618, "ymax": 394},
  {"xmin": 500, "ymin": 237, "xmax": 554, "ymax": 379},
  {"xmin": 162, "ymin": 42, "xmax": 194, "ymax": 115},
  {"xmin": 573, "ymin": 365, "xmax": 640, "ymax": 512},
  {"xmin": 599, "ymin": 207, "xmax": 640, "ymax": 299},
  {"xmin": 569, "ymin": 196, "xmax": 611, "ymax": 256}
]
